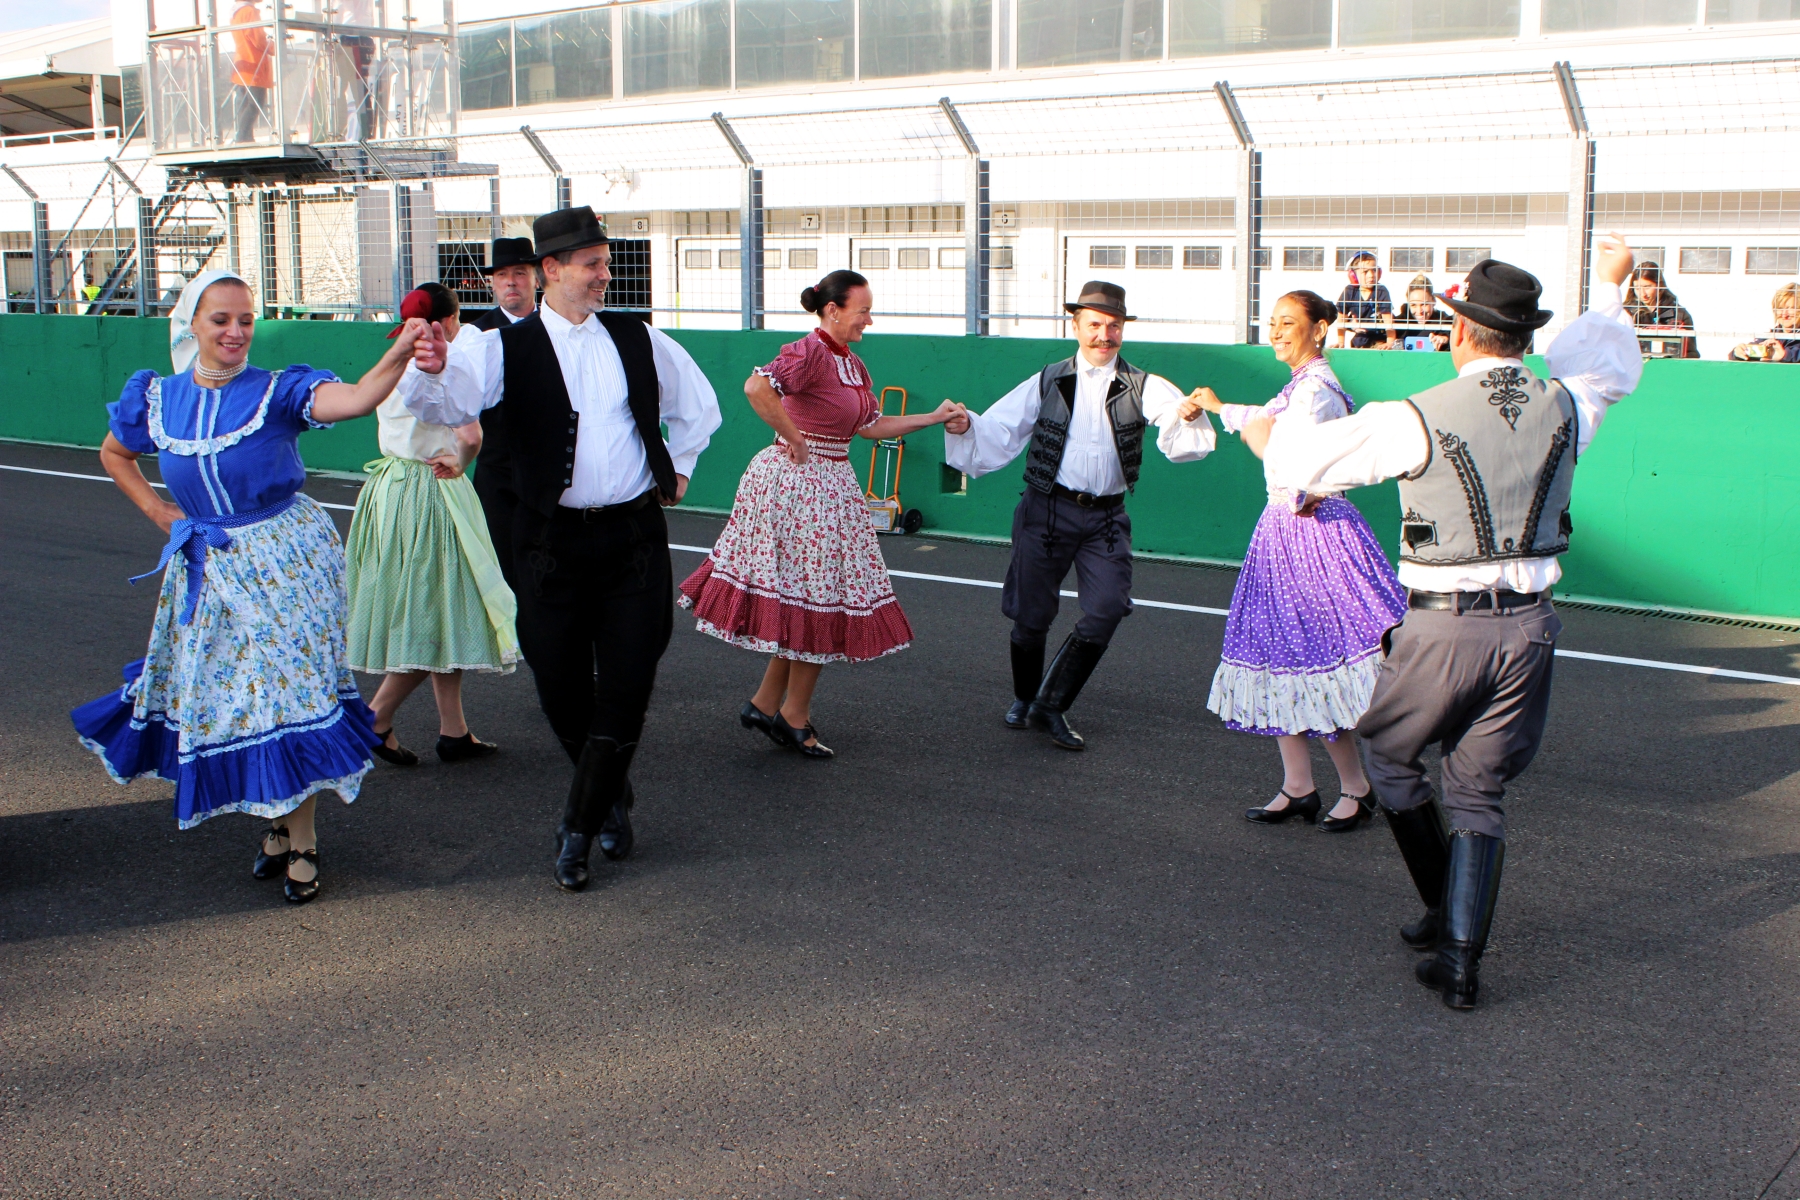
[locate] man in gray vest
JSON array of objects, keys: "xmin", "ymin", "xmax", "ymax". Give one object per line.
[
  {"xmin": 944, "ymin": 281, "xmax": 1216, "ymax": 750},
  {"xmin": 1244, "ymin": 237, "xmax": 1641, "ymax": 1009}
]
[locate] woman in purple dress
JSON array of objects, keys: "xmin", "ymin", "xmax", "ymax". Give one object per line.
[{"xmin": 1183, "ymin": 291, "xmax": 1407, "ymax": 832}]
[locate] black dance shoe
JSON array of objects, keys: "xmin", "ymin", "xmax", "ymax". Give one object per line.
[
  {"xmin": 253, "ymin": 824, "xmax": 290, "ymax": 880},
  {"xmin": 739, "ymin": 701, "xmax": 785, "ymax": 746},
  {"xmin": 1244, "ymin": 789, "xmax": 1321, "ymax": 824},
  {"xmin": 1319, "ymin": 793, "xmax": 1375, "ymax": 833},
  {"xmin": 436, "ymin": 732, "xmax": 498, "ymax": 762},
  {"xmin": 371, "ymin": 728, "xmax": 419, "ymax": 767},
  {"xmin": 1026, "ymin": 707, "xmax": 1085, "ymax": 750},
  {"xmin": 773, "ymin": 712, "xmax": 835, "ymax": 758},
  {"xmin": 598, "ymin": 780, "xmax": 636, "ymax": 862},
  {"xmin": 1415, "ymin": 831, "xmax": 1505, "ymax": 1010},
  {"xmin": 554, "ymin": 827, "xmax": 593, "ymax": 891},
  {"xmin": 283, "ymin": 848, "xmax": 321, "ymax": 905}
]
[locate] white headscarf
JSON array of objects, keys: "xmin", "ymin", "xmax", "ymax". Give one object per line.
[{"xmin": 169, "ymin": 269, "xmax": 249, "ymax": 375}]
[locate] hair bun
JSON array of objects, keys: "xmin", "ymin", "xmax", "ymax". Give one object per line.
[{"xmin": 800, "ymin": 286, "xmax": 819, "ymax": 313}]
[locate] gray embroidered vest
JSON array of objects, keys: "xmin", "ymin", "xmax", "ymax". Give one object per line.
[
  {"xmin": 1396, "ymin": 365, "xmax": 1578, "ymax": 567},
  {"xmin": 1021, "ymin": 355, "xmax": 1148, "ymax": 496}
]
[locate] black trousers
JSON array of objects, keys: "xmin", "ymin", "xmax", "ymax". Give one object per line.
[
  {"xmin": 474, "ymin": 465, "xmax": 521, "ymax": 594},
  {"xmin": 513, "ymin": 500, "xmax": 674, "ymax": 765},
  {"xmin": 1002, "ymin": 487, "xmax": 1134, "ymax": 648}
]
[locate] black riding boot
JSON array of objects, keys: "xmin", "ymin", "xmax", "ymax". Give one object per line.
[
  {"xmin": 1415, "ymin": 831, "xmax": 1505, "ymax": 1010},
  {"xmin": 1004, "ymin": 639, "xmax": 1046, "ymax": 730},
  {"xmin": 1026, "ymin": 633, "xmax": 1107, "ymax": 751},
  {"xmin": 556, "ymin": 736, "xmax": 636, "ymax": 890},
  {"xmin": 1383, "ymin": 800, "xmax": 1451, "ymax": 950}
]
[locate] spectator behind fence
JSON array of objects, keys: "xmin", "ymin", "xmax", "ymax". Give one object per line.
[
  {"xmin": 1335, "ymin": 253, "xmax": 1395, "ymax": 348},
  {"xmin": 1728, "ymin": 283, "xmax": 1800, "ymax": 363},
  {"xmin": 1625, "ymin": 261, "xmax": 1698, "ymax": 360},
  {"xmin": 1387, "ymin": 274, "xmax": 1453, "ymax": 351}
]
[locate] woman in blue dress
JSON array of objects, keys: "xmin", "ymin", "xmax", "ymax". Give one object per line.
[{"xmin": 72, "ymin": 270, "xmax": 426, "ymax": 905}]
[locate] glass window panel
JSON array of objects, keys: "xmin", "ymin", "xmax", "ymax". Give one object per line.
[
  {"xmin": 992, "ymin": 246, "xmax": 1015, "ymax": 269},
  {"xmin": 1251, "ymin": 247, "xmax": 1272, "ymax": 268},
  {"xmin": 1542, "ymin": 0, "xmax": 1692, "ymax": 31},
  {"xmin": 626, "ymin": 0, "xmax": 729, "ymax": 97},
  {"xmin": 897, "ymin": 247, "xmax": 932, "ymax": 268},
  {"xmin": 789, "ymin": 247, "xmax": 819, "ymax": 270},
  {"xmin": 1391, "ymin": 247, "xmax": 1433, "ymax": 271},
  {"xmin": 1339, "ymin": 0, "xmax": 1517, "ymax": 45},
  {"xmin": 1284, "ymin": 247, "xmax": 1324, "ymax": 270},
  {"xmin": 1018, "ymin": 0, "xmax": 1162, "ymax": 68},
  {"xmin": 1336, "ymin": 247, "xmax": 1378, "ymax": 270},
  {"xmin": 861, "ymin": 0, "xmax": 992, "ymax": 79},
  {"xmin": 736, "ymin": 0, "xmax": 852, "ymax": 87},
  {"xmin": 120, "ymin": 65, "xmax": 145, "ymax": 135},
  {"xmin": 1678, "ymin": 247, "xmax": 1730, "ymax": 274},
  {"xmin": 685, "ymin": 248, "xmax": 713, "ymax": 268},
  {"xmin": 1707, "ymin": 0, "xmax": 1798, "ymax": 20},
  {"xmin": 459, "ymin": 22, "xmax": 513, "ymax": 110},
  {"xmin": 939, "ymin": 246, "xmax": 966, "ymax": 268},
  {"xmin": 1170, "ymin": 0, "xmax": 1329, "ymax": 56},
  {"xmin": 1446, "ymin": 246, "xmax": 1491, "ymax": 271},
  {"xmin": 515, "ymin": 9, "xmax": 611, "ymax": 106},
  {"xmin": 859, "ymin": 247, "xmax": 891, "ymax": 269},
  {"xmin": 1136, "ymin": 246, "xmax": 1174, "ymax": 268},
  {"xmin": 764, "ymin": 249, "xmax": 782, "ymax": 270},
  {"xmin": 1090, "ymin": 245, "xmax": 1126, "ymax": 267},
  {"xmin": 719, "ymin": 248, "xmax": 741, "ymax": 268},
  {"xmin": 1184, "ymin": 246, "xmax": 1221, "ymax": 268},
  {"xmin": 1747, "ymin": 248, "xmax": 1799, "ymax": 275}
]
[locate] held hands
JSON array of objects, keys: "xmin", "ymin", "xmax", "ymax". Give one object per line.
[
  {"xmin": 1595, "ymin": 232, "xmax": 1635, "ymax": 288},
  {"xmin": 1180, "ymin": 387, "xmax": 1223, "ymax": 423},
  {"xmin": 410, "ymin": 318, "xmax": 451, "ymax": 374},
  {"xmin": 934, "ymin": 399, "xmax": 972, "ymax": 435}
]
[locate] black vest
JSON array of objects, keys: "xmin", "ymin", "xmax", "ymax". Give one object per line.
[
  {"xmin": 496, "ymin": 310, "xmax": 672, "ymax": 517},
  {"xmin": 1021, "ymin": 355, "xmax": 1149, "ymax": 495}
]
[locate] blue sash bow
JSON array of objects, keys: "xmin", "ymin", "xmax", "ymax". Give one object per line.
[{"xmin": 130, "ymin": 495, "xmax": 299, "ymax": 625}]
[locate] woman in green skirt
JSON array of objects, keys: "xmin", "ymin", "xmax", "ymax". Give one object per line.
[{"xmin": 347, "ymin": 283, "xmax": 520, "ymax": 765}]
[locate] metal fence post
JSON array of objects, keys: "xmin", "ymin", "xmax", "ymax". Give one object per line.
[
  {"xmin": 286, "ymin": 185, "xmax": 304, "ymax": 314},
  {"xmin": 1555, "ymin": 61, "xmax": 1595, "ymax": 324},
  {"xmin": 1216, "ymin": 82, "xmax": 1260, "ymax": 345},
  {"xmin": 393, "ymin": 183, "xmax": 414, "ymax": 317},
  {"xmin": 257, "ymin": 186, "xmax": 278, "ymax": 318},
  {"xmin": 520, "ymin": 126, "xmax": 570, "ymax": 210},
  {"xmin": 488, "ymin": 176, "xmax": 501, "ymax": 244},
  {"xmin": 714, "ymin": 112, "xmax": 762, "ymax": 331},
  {"xmin": 940, "ymin": 98, "xmax": 988, "ymax": 337},
  {"xmin": 136, "ymin": 195, "xmax": 156, "ymax": 316}
]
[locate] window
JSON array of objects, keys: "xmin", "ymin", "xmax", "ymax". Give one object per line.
[
  {"xmin": 859, "ymin": 247, "xmax": 891, "ymax": 269},
  {"xmin": 1136, "ymin": 246, "xmax": 1175, "ymax": 268},
  {"xmin": 459, "ymin": 22, "xmax": 513, "ymax": 110},
  {"xmin": 120, "ymin": 64, "xmax": 145, "ymax": 134},
  {"xmin": 1747, "ymin": 247, "xmax": 1799, "ymax": 275},
  {"xmin": 1446, "ymin": 246, "xmax": 1492, "ymax": 272},
  {"xmin": 1390, "ymin": 247, "xmax": 1433, "ymax": 272},
  {"xmin": 1170, "ymin": 0, "xmax": 1330, "ymax": 56},
  {"xmin": 938, "ymin": 246, "xmax": 966, "ymax": 269},
  {"xmin": 1339, "ymin": 0, "xmax": 1519, "ymax": 46},
  {"xmin": 861, "ymin": 0, "xmax": 992, "ymax": 78},
  {"xmin": 1632, "ymin": 247, "xmax": 1667, "ymax": 270},
  {"xmin": 765, "ymin": 248, "xmax": 782, "ymax": 271},
  {"xmin": 898, "ymin": 247, "xmax": 932, "ymax": 269},
  {"xmin": 1252, "ymin": 247, "xmax": 1272, "ymax": 268},
  {"xmin": 1543, "ymin": 0, "xmax": 1693, "ymax": 31},
  {"xmin": 1284, "ymin": 247, "xmax": 1324, "ymax": 271},
  {"xmin": 736, "ymin": 0, "xmax": 852, "ymax": 87},
  {"xmin": 514, "ymin": 9, "xmax": 611, "ymax": 106},
  {"xmin": 1336, "ymin": 247, "xmax": 1378, "ymax": 271},
  {"xmin": 1678, "ymin": 247, "xmax": 1731, "ymax": 274},
  {"xmin": 718, "ymin": 248, "xmax": 741, "ymax": 268},
  {"xmin": 625, "ymin": 0, "xmax": 729, "ymax": 97},
  {"xmin": 1089, "ymin": 245, "xmax": 1126, "ymax": 267},
  {"xmin": 1018, "ymin": 0, "xmax": 1162, "ymax": 68},
  {"xmin": 1706, "ymin": 0, "xmax": 1799, "ymax": 20},
  {"xmin": 684, "ymin": 248, "xmax": 713, "ymax": 269},
  {"xmin": 992, "ymin": 246, "xmax": 1015, "ymax": 269},
  {"xmin": 788, "ymin": 247, "xmax": 819, "ymax": 270},
  {"xmin": 1184, "ymin": 246, "xmax": 1222, "ymax": 269}
]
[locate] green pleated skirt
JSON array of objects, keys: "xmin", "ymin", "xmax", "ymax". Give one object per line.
[{"xmin": 345, "ymin": 456, "xmax": 520, "ymax": 674}]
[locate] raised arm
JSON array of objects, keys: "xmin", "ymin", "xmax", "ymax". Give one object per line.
[
  {"xmin": 1545, "ymin": 233, "xmax": 1643, "ymax": 454},
  {"xmin": 1140, "ymin": 374, "xmax": 1215, "ymax": 462},
  {"xmin": 396, "ymin": 320, "xmax": 505, "ymax": 427},
  {"xmin": 306, "ymin": 319, "xmax": 427, "ymax": 423},
  {"xmin": 861, "ymin": 400, "xmax": 963, "ymax": 441},
  {"xmin": 942, "ymin": 375, "xmax": 1040, "ymax": 479}
]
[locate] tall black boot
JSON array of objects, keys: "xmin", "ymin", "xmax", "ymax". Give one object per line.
[
  {"xmin": 597, "ymin": 761, "xmax": 638, "ymax": 862},
  {"xmin": 1005, "ymin": 639, "xmax": 1046, "ymax": 730},
  {"xmin": 1415, "ymin": 831, "xmax": 1505, "ymax": 1010},
  {"xmin": 555, "ymin": 736, "xmax": 635, "ymax": 889},
  {"xmin": 1383, "ymin": 800, "xmax": 1451, "ymax": 950},
  {"xmin": 555, "ymin": 744, "xmax": 603, "ymax": 892},
  {"xmin": 1026, "ymin": 633, "xmax": 1107, "ymax": 751}
]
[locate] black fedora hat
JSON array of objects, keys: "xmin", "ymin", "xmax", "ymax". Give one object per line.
[
  {"xmin": 1439, "ymin": 259, "xmax": 1553, "ymax": 334},
  {"xmin": 479, "ymin": 236, "xmax": 538, "ymax": 273},
  {"xmin": 533, "ymin": 206, "xmax": 609, "ymax": 259},
  {"xmin": 1064, "ymin": 280, "xmax": 1136, "ymax": 322}
]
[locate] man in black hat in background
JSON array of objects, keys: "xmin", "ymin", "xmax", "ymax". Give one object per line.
[
  {"xmin": 468, "ymin": 235, "xmax": 542, "ymax": 591},
  {"xmin": 944, "ymin": 281, "xmax": 1216, "ymax": 750},
  {"xmin": 1246, "ymin": 236, "xmax": 1643, "ymax": 1009},
  {"xmin": 399, "ymin": 206, "xmax": 722, "ymax": 893}
]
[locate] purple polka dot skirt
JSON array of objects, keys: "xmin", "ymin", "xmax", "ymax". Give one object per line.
[{"xmin": 1206, "ymin": 496, "xmax": 1407, "ymax": 740}]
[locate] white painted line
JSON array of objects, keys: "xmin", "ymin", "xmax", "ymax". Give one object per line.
[{"xmin": 11, "ymin": 465, "xmax": 1798, "ymax": 686}]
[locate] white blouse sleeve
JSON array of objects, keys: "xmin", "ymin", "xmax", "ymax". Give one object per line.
[
  {"xmin": 396, "ymin": 325, "xmax": 504, "ymax": 427},
  {"xmin": 1543, "ymin": 282, "xmax": 1643, "ymax": 456},
  {"xmin": 944, "ymin": 374, "xmax": 1041, "ymax": 478},
  {"xmin": 1141, "ymin": 373, "xmax": 1216, "ymax": 463},
  {"xmin": 1262, "ymin": 400, "xmax": 1433, "ymax": 492},
  {"xmin": 647, "ymin": 326, "xmax": 724, "ymax": 479}
]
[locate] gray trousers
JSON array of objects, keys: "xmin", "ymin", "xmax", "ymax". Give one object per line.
[
  {"xmin": 1356, "ymin": 597, "xmax": 1562, "ymax": 840},
  {"xmin": 1002, "ymin": 487, "xmax": 1133, "ymax": 648}
]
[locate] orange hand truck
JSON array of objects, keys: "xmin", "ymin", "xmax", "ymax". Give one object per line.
[{"xmin": 865, "ymin": 385, "xmax": 923, "ymax": 536}]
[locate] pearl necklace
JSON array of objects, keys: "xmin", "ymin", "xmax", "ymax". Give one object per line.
[{"xmin": 194, "ymin": 360, "xmax": 248, "ymax": 386}]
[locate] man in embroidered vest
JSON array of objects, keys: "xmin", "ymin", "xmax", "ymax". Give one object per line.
[
  {"xmin": 399, "ymin": 207, "xmax": 722, "ymax": 893},
  {"xmin": 944, "ymin": 281, "xmax": 1216, "ymax": 750},
  {"xmin": 468, "ymin": 235, "xmax": 541, "ymax": 592},
  {"xmin": 1249, "ymin": 237, "xmax": 1642, "ymax": 1009}
]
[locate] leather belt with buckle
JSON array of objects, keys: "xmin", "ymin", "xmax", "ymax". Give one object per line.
[
  {"xmin": 1409, "ymin": 588, "xmax": 1546, "ymax": 612},
  {"xmin": 563, "ymin": 490, "xmax": 656, "ymax": 522},
  {"xmin": 1051, "ymin": 483, "xmax": 1125, "ymax": 509}
]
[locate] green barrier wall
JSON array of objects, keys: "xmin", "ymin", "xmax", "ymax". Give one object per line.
[{"xmin": 3, "ymin": 313, "xmax": 1795, "ymax": 619}]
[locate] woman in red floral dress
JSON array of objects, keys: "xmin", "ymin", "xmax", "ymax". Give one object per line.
[{"xmin": 679, "ymin": 270, "xmax": 962, "ymax": 758}]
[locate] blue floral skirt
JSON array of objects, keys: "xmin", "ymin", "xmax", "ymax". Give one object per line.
[{"xmin": 71, "ymin": 495, "xmax": 380, "ymax": 829}]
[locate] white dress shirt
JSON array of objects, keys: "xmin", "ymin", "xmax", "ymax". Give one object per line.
[
  {"xmin": 1262, "ymin": 282, "xmax": 1644, "ymax": 593},
  {"xmin": 397, "ymin": 303, "xmax": 722, "ymax": 509},
  {"xmin": 945, "ymin": 349, "xmax": 1215, "ymax": 490}
]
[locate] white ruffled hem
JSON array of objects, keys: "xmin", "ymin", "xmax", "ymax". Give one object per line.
[
  {"xmin": 690, "ymin": 617, "xmax": 909, "ymax": 665},
  {"xmin": 1206, "ymin": 651, "xmax": 1383, "ymax": 738}
]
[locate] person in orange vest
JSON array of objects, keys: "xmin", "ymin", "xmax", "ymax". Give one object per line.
[{"xmin": 230, "ymin": 1, "xmax": 274, "ymax": 144}]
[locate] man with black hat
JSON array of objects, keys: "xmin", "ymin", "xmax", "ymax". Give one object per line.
[
  {"xmin": 943, "ymin": 281, "xmax": 1216, "ymax": 750},
  {"xmin": 1245, "ymin": 236, "xmax": 1642, "ymax": 1009},
  {"xmin": 468, "ymin": 235, "xmax": 541, "ymax": 591},
  {"xmin": 398, "ymin": 206, "xmax": 722, "ymax": 893}
]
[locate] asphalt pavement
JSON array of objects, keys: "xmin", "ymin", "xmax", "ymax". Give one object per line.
[{"xmin": 3, "ymin": 440, "xmax": 1799, "ymax": 1199}]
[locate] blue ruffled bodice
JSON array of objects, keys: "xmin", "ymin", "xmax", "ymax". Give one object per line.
[{"xmin": 108, "ymin": 365, "xmax": 339, "ymax": 517}]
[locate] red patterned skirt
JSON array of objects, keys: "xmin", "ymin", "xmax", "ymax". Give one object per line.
[{"xmin": 679, "ymin": 437, "xmax": 914, "ymax": 664}]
